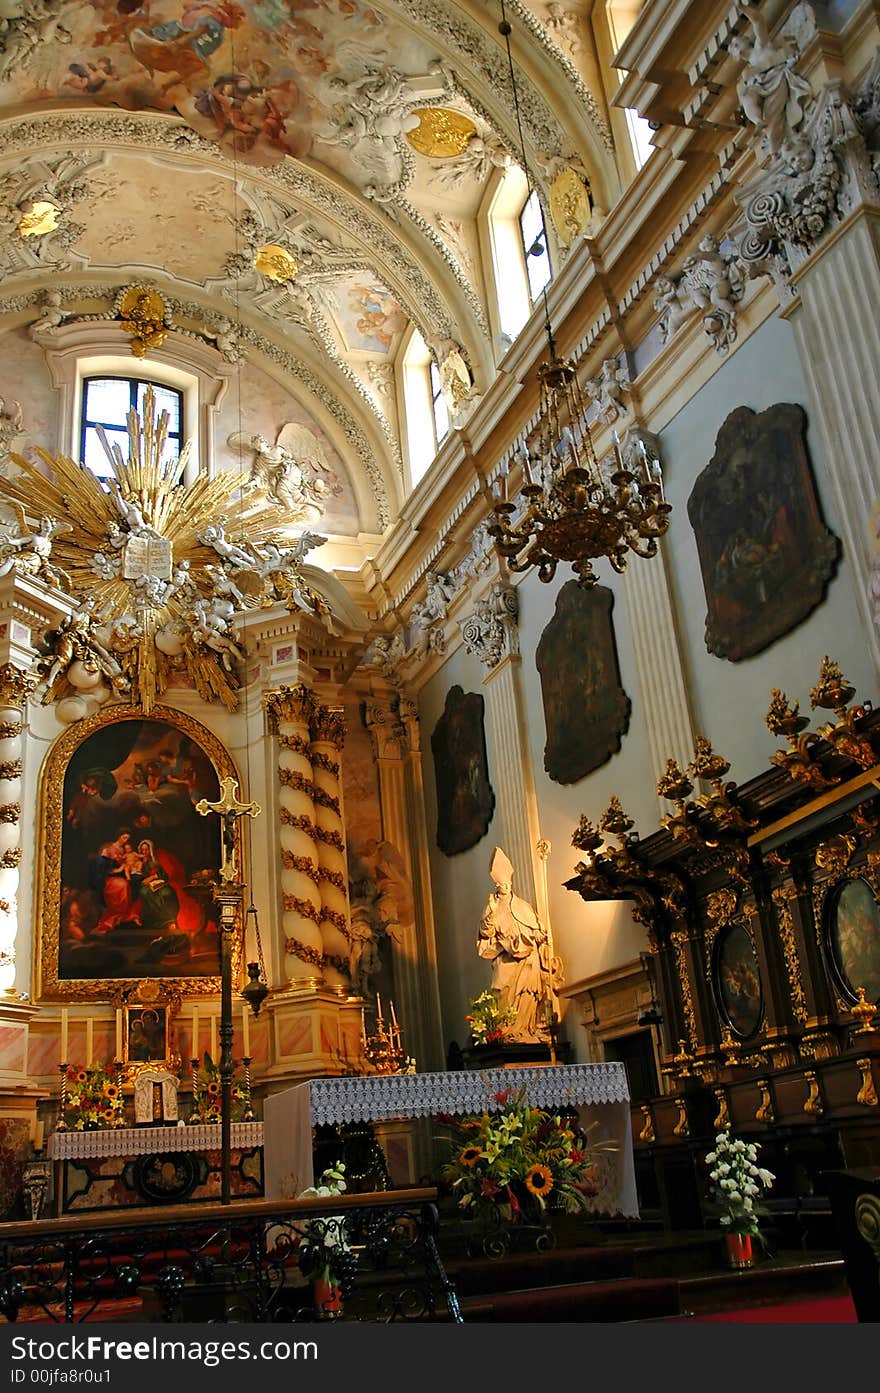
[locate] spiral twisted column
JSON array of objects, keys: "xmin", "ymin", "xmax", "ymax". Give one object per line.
[
  {"xmin": 264, "ymin": 685, "xmax": 324, "ymax": 986},
  {"xmin": 309, "ymin": 705, "xmax": 351, "ymax": 992},
  {"xmin": 0, "ymin": 664, "xmax": 35, "ymax": 995}
]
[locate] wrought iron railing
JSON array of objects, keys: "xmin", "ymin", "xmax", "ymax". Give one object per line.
[{"xmin": 0, "ymin": 1188, "xmax": 462, "ymax": 1324}]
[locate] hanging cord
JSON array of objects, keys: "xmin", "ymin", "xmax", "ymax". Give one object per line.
[{"xmin": 225, "ymin": 38, "xmax": 265, "ymax": 987}]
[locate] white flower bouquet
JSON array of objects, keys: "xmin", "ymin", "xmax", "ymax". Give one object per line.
[{"xmin": 705, "ymin": 1130, "xmax": 775, "ymax": 1237}]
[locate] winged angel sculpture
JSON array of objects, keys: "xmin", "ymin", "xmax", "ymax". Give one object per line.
[
  {"xmin": 0, "ymin": 389, "xmax": 345, "ymax": 719},
  {"xmin": 227, "ymin": 422, "xmax": 343, "ymax": 528}
]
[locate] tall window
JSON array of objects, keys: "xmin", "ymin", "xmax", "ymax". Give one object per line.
[
  {"xmin": 80, "ymin": 377, "xmax": 183, "ymax": 480},
  {"xmin": 429, "ymin": 359, "xmax": 450, "ymax": 447},
  {"xmin": 519, "ymin": 190, "xmax": 552, "ymax": 302}
]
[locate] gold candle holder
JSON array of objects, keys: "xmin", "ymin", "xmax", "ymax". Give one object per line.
[
  {"xmin": 187, "ymin": 1056, "xmax": 201, "ymax": 1124},
  {"xmin": 56, "ymin": 1063, "xmax": 69, "ymax": 1132},
  {"xmin": 851, "ymin": 986, "xmax": 878, "ymax": 1036}
]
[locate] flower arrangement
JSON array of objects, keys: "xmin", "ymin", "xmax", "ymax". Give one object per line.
[
  {"xmin": 440, "ymin": 1087, "xmax": 614, "ymax": 1224},
  {"xmin": 466, "ymin": 990, "xmax": 517, "ymax": 1046},
  {"xmin": 192, "ymin": 1052, "xmax": 249, "ymax": 1123},
  {"xmin": 705, "ymin": 1129, "xmax": 775, "ymax": 1237},
  {"xmin": 64, "ymin": 1064, "xmax": 124, "ymax": 1130},
  {"xmin": 297, "ymin": 1162, "xmax": 357, "ymax": 1299}
]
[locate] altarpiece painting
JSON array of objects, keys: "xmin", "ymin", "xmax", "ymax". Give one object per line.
[
  {"xmin": 687, "ymin": 403, "xmax": 839, "ymax": 661},
  {"xmin": 431, "ymin": 686, "xmax": 495, "ymax": 857},
  {"xmin": 37, "ymin": 706, "xmax": 240, "ymax": 1000},
  {"xmin": 535, "ymin": 582, "xmax": 631, "ymax": 784}
]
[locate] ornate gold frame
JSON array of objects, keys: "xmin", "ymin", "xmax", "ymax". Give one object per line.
[
  {"xmin": 704, "ymin": 896, "xmax": 764, "ymax": 1042},
  {"xmin": 812, "ymin": 849, "xmax": 880, "ymax": 1011},
  {"xmin": 35, "ymin": 703, "xmax": 245, "ymax": 1002}
]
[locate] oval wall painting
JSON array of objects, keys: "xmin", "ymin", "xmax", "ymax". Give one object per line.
[
  {"xmin": 829, "ymin": 878, "xmax": 880, "ymax": 1004},
  {"xmin": 715, "ymin": 922, "xmax": 763, "ymax": 1039}
]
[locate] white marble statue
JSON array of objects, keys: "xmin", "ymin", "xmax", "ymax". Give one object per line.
[
  {"xmin": 477, "ymin": 847, "xmax": 554, "ymax": 1044},
  {"xmin": 730, "ymin": 4, "xmax": 812, "ymax": 157}
]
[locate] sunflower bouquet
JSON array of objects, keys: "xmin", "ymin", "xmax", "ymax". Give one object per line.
[
  {"xmin": 64, "ymin": 1064, "xmax": 124, "ymax": 1130},
  {"xmin": 192, "ymin": 1052, "xmax": 249, "ymax": 1123},
  {"xmin": 440, "ymin": 1087, "xmax": 612, "ymax": 1225}
]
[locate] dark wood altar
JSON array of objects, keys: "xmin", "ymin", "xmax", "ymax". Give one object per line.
[{"xmin": 565, "ymin": 660, "xmax": 880, "ymax": 1240}]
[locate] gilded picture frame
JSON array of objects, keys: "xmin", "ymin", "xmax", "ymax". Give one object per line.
[
  {"xmin": 824, "ymin": 875, "xmax": 880, "ymax": 1006},
  {"xmin": 712, "ymin": 920, "xmax": 764, "ymax": 1040},
  {"xmin": 35, "ymin": 703, "xmax": 243, "ymax": 1002},
  {"xmin": 124, "ymin": 1004, "xmax": 169, "ymax": 1064}
]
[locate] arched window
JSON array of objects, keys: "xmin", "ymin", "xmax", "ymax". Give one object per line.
[
  {"xmin": 519, "ymin": 189, "xmax": 552, "ymax": 301},
  {"xmin": 401, "ymin": 327, "xmax": 449, "ymax": 488},
  {"xmin": 80, "ymin": 376, "xmax": 183, "ymax": 481},
  {"xmin": 480, "ymin": 165, "xmax": 554, "ymax": 348}
]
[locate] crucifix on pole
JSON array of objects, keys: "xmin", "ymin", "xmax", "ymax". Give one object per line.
[{"xmin": 196, "ymin": 776, "xmax": 261, "ymax": 1204}]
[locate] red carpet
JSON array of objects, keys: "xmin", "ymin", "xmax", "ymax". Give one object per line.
[{"xmin": 688, "ymin": 1294, "xmax": 857, "ymax": 1323}]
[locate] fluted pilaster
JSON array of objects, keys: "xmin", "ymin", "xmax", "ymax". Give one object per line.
[{"xmin": 482, "ymin": 653, "xmax": 541, "ymax": 909}]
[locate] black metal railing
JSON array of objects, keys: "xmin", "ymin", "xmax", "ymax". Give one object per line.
[{"xmin": 0, "ymin": 1188, "xmax": 463, "ymax": 1325}]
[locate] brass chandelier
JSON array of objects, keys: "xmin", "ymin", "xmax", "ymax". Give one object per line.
[{"xmin": 487, "ymin": 3, "xmax": 671, "ymax": 589}]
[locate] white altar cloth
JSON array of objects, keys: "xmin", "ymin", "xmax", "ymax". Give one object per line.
[
  {"xmin": 48, "ymin": 1122, "xmax": 264, "ymax": 1159},
  {"xmin": 264, "ymin": 1063, "xmax": 637, "ymax": 1217}
]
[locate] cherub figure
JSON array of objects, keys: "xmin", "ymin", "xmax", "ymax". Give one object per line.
[
  {"xmin": 0, "ymin": 509, "xmax": 71, "ymax": 589},
  {"xmin": 652, "ymin": 273, "xmax": 694, "ymax": 343}
]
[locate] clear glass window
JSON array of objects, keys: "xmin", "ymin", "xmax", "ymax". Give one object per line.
[
  {"xmin": 80, "ymin": 377, "xmax": 182, "ymax": 480},
  {"xmin": 430, "ymin": 360, "xmax": 450, "ymax": 446},
  {"xmin": 519, "ymin": 190, "xmax": 552, "ymax": 302}
]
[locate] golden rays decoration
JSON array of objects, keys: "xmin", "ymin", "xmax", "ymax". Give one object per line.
[{"xmin": 4, "ymin": 387, "xmax": 328, "ymax": 714}]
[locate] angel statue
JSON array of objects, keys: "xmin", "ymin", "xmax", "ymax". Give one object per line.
[
  {"xmin": 228, "ymin": 423, "xmax": 342, "ymax": 527},
  {"xmin": 585, "ymin": 356, "xmax": 631, "ymax": 425},
  {"xmin": 0, "ymin": 507, "xmax": 71, "ymax": 590},
  {"xmin": 729, "ymin": 3, "xmax": 812, "ymax": 157}
]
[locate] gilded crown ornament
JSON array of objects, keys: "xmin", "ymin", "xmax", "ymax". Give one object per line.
[
  {"xmin": 3, "ymin": 388, "xmax": 333, "ymax": 714},
  {"xmin": 765, "ymin": 687, "xmax": 833, "ymax": 791}
]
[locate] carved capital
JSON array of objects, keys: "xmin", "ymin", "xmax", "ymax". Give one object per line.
[
  {"xmin": 264, "ymin": 683, "xmax": 316, "ymax": 731},
  {"xmin": 460, "ymin": 584, "xmax": 519, "ymax": 669},
  {"xmin": 364, "ymin": 698, "xmax": 407, "ymax": 761},
  {"xmin": 0, "ymin": 663, "xmax": 36, "ymax": 710},
  {"xmin": 310, "ymin": 704, "xmax": 346, "ymax": 750},
  {"xmin": 397, "ymin": 695, "xmax": 421, "ymax": 755}
]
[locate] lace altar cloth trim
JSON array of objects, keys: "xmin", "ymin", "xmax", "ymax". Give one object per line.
[
  {"xmin": 308, "ymin": 1063, "xmax": 629, "ymax": 1127},
  {"xmin": 48, "ymin": 1122, "xmax": 264, "ymax": 1160}
]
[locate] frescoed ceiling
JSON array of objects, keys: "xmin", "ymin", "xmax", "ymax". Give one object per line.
[{"xmin": 0, "ymin": 1, "xmax": 621, "ymax": 535}]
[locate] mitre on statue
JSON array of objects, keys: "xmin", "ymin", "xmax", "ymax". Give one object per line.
[{"xmin": 489, "ymin": 846, "xmax": 515, "ymax": 888}]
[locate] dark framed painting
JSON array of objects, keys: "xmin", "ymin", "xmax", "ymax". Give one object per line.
[
  {"xmin": 535, "ymin": 581, "xmax": 631, "ymax": 785},
  {"xmin": 713, "ymin": 921, "xmax": 763, "ymax": 1039},
  {"xmin": 825, "ymin": 877, "xmax": 880, "ymax": 1004},
  {"xmin": 430, "ymin": 685, "xmax": 495, "ymax": 857},
  {"xmin": 124, "ymin": 1005, "xmax": 169, "ymax": 1064},
  {"xmin": 687, "ymin": 403, "xmax": 839, "ymax": 661},
  {"xmin": 38, "ymin": 704, "xmax": 241, "ymax": 1000}
]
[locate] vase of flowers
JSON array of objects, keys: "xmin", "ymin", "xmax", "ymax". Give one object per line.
[
  {"xmin": 705, "ymin": 1129, "xmax": 775, "ymax": 1268},
  {"xmin": 465, "ymin": 990, "xmax": 517, "ymax": 1046},
  {"xmin": 64, "ymin": 1064, "xmax": 124, "ymax": 1131},
  {"xmin": 297, "ymin": 1162, "xmax": 356, "ymax": 1318},
  {"xmin": 440, "ymin": 1087, "xmax": 615, "ymax": 1254}
]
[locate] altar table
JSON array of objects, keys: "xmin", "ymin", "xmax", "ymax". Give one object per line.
[
  {"xmin": 47, "ymin": 1123, "xmax": 264, "ymax": 1214},
  {"xmin": 264, "ymin": 1063, "xmax": 638, "ymax": 1217}
]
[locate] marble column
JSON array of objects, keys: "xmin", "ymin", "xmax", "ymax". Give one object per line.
[
  {"xmin": 0, "ymin": 664, "xmax": 35, "ymax": 996},
  {"xmin": 264, "ymin": 685, "xmax": 323, "ymax": 986},
  {"xmin": 309, "ymin": 704, "xmax": 351, "ymax": 992},
  {"xmin": 365, "ymin": 696, "xmax": 444, "ymax": 1072}
]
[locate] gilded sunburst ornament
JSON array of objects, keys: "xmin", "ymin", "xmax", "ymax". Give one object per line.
[{"xmin": 1, "ymin": 388, "xmax": 329, "ymax": 714}]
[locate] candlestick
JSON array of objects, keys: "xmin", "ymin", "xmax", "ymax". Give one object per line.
[
  {"xmin": 241, "ymin": 1004, "xmax": 250, "ymax": 1059},
  {"xmin": 390, "ymin": 999, "xmax": 398, "ymax": 1028},
  {"xmin": 85, "ymin": 1018, "xmax": 94, "ymax": 1068},
  {"xmin": 188, "ymin": 1058, "xmax": 200, "ymax": 1124},
  {"xmin": 115, "ymin": 1008, "xmax": 123, "ymax": 1062},
  {"xmin": 209, "ymin": 1015, "xmax": 217, "ymax": 1061},
  {"xmin": 191, "ymin": 1005, "xmax": 198, "ymax": 1061},
  {"xmin": 56, "ymin": 1063, "xmax": 68, "ymax": 1132},
  {"xmin": 59, "ymin": 1008, "xmax": 68, "ymax": 1064},
  {"xmin": 242, "ymin": 1057, "xmax": 254, "ymax": 1122},
  {"xmin": 376, "ymin": 992, "xmax": 383, "ymax": 1022}
]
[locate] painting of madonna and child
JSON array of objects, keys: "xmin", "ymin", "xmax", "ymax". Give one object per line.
[{"xmin": 58, "ymin": 718, "xmax": 224, "ymax": 982}]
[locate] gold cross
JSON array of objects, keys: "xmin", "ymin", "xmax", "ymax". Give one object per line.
[{"xmin": 195, "ymin": 776, "xmax": 261, "ymax": 884}]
